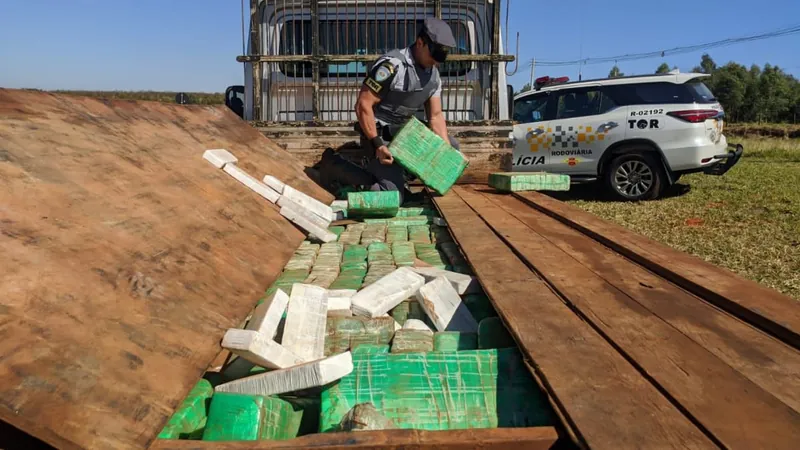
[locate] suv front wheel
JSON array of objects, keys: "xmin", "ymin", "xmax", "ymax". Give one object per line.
[{"xmin": 605, "ymin": 153, "xmax": 664, "ymax": 201}]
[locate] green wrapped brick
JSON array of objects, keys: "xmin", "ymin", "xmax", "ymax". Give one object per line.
[
  {"xmin": 478, "ymin": 317, "xmax": 517, "ymax": 349},
  {"xmin": 462, "ymin": 294, "xmax": 498, "ymax": 323},
  {"xmin": 327, "ymin": 226, "xmax": 346, "ymax": 240},
  {"xmin": 433, "ymin": 332, "xmax": 479, "ymax": 352},
  {"xmin": 391, "ymin": 241, "xmax": 416, "ymax": 267},
  {"xmin": 387, "ymin": 216, "xmax": 431, "ymax": 227},
  {"xmin": 391, "ymin": 330, "xmax": 434, "ymax": 353},
  {"xmin": 202, "ymin": 393, "xmax": 302, "ymax": 441},
  {"xmin": 415, "ymin": 244, "xmax": 448, "ymax": 269},
  {"xmin": 488, "ymin": 172, "xmax": 571, "ymax": 192},
  {"xmin": 158, "ymin": 379, "xmax": 213, "ymax": 440},
  {"xmin": 408, "ymin": 225, "xmax": 432, "ymax": 244},
  {"xmin": 325, "ymin": 316, "xmax": 397, "ymax": 356},
  {"xmin": 347, "ymin": 191, "xmax": 401, "ymax": 218},
  {"xmin": 352, "ymin": 344, "xmax": 391, "ymax": 356},
  {"xmin": 319, "ymin": 349, "xmax": 554, "ymax": 432},
  {"xmin": 396, "ymin": 207, "xmax": 438, "ymax": 218},
  {"xmin": 361, "ymin": 223, "xmax": 388, "ymax": 245},
  {"xmin": 385, "ymin": 225, "xmax": 408, "ymax": 243},
  {"xmin": 388, "ymin": 117, "xmax": 469, "ymax": 195}
]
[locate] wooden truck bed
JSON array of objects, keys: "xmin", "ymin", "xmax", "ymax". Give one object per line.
[{"xmin": 3, "ymin": 89, "xmax": 800, "ymax": 450}]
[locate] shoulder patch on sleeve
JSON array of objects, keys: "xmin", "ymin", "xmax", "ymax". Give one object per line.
[{"xmin": 364, "ymin": 60, "xmax": 398, "ymax": 95}]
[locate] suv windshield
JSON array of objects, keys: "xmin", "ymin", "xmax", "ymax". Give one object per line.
[{"xmin": 685, "ymin": 81, "xmax": 717, "ymax": 103}]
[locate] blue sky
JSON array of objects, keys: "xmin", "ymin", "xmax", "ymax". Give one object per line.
[{"xmin": 1, "ymin": 0, "xmax": 798, "ymax": 92}]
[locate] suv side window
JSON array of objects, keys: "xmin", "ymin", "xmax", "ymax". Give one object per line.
[
  {"xmin": 607, "ymin": 82, "xmax": 695, "ymax": 105},
  {"xmin": 555, "ymin": 88, "xmax": 617, "ymax": 119},
  {"xmin": 513, "ymin": 93, "xmax": 549, "ymax": 124}
]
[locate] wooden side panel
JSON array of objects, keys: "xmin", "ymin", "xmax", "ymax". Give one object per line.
[
  {"xmin": 514, "ymin": 191, "xmax": 800, "ymax": 350},
  {"xmin": 458, "ymin": 187, "xmax": 800, "ymax": 448},
  {"xmin": 489, "ymin": 192, "xmax": 800, "ymax": 415},
  {"xmin": 0, "ymin": 89, "xmax": 332, "ymax": 450},
  {"xmin": 151, "ymin": 427, "xmax": 559, "ymax": 450},
  {"xmin": 432, "ymin": 189, "xmax": 715, "ymax": 450}
]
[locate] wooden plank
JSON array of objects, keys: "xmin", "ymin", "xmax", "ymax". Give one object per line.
[
  {"xmin": 458, "ymin": 187, "xmax": 800, "ymax": 448},
  {"xmin": 151, "ymin": 427, "xmax": 559, "ymax": 450},
  {"xmin": 514, "ymin": 191, "xmax": 800, "ymax": 349},
  {"xmin": 432, "ymin": 190, "xmax": 715, "ymax": 450},
  {"xmin": 490, "ymin": 191, "xmax": 800, "ymax": 415},
  {"xmin": 0, "ymin": 89, "xmax": 332, "ymax": 450}
]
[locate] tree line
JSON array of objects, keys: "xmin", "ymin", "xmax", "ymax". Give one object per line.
[
  {"xmin": 516, "ymin": 55, "xmax": 800, "ymax": 123},
  {"xmin": 608, "ymin": 55, "xmax": 800, "ymax": 123}
]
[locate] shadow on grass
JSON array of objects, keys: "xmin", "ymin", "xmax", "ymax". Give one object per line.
[{"xmin": 542, "ymin": 182, "xmax": 693, "ymax": 203}]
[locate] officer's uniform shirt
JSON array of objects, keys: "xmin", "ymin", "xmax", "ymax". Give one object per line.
[{"xmin": 362, "ymin": 46, "xmax": 442, "ymax": 134}]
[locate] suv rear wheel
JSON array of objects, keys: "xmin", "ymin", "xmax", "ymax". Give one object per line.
[{"xmin": 605, "ymin": 153, "xmax": 664, "ymax": 201}]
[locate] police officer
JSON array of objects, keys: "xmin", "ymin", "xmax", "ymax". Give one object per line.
[{"xmin": 317, "ymin": 17, "xmax": 459, "ymax": 204}]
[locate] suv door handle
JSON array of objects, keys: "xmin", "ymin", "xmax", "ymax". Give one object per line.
[
  {"xmin": 598, "ymin": 122, "xmax": 618, "ymax": 131},
  {"xmin": 526, "ymin": 128, "xmax": 545, "ymax": 138}
]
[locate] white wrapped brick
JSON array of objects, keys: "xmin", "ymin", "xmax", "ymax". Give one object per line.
[
  {"xmin": 203, "ymin": 149, "xmax": 238, "ymax": 168},
  {"xmin": 283, "ymin": 185, "xmax": 336, "ymax": 222},
  {"xmin": 410, "ymin": 267, "xmax": 480, "ymax": 295},
  {"xmin": 221, "ymin": 329, "xmax": 303, "ymax": 370},
  {"xmin": 223, "ymin": 164, "xmax": 280, "ymax": 203},
  {"xmin": 280, "ymin": 201, "xmax": 337, "ymax": 243},
  {"xmin": 327, "ymin": 289, "xmax": 356, "ymax": 316},
  {"xmin": 214, "ymin": 352, "xmax": 353, "ymax": 396},
  {"xmin": 262, "ymin": 175, "xmax": 286, "ymax": 194},
  {"xmin": 282, "ymin": 284, "xmax": 329, "ymax": 362},
  {"xmin": 331, "ymin": 200, "xmax": 348, "ymax": 208},
  {"xmin": 246, "ymin": 289, "xmax": 289, "ymax": 338},
  {"xmin": 416, "ymin": 276, "xmax": 479, "ymax": 333},
  {"xmin": 402, "ymin": 318, "xmax": 433, "ymax": 334},
  {"xmin": 278, "ymin": 196, "xmax": 331, "ymax": 229},
  {"xmin": 350, "ymin": 268, "xmax": 425, "ymax": 318}
]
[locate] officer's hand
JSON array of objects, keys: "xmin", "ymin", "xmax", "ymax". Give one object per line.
[{"xmin": 376, "ymin": 145, "xmax": 394, "ymax": 165}]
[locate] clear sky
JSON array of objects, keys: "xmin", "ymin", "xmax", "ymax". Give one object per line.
[{"xmin": 1, "ymin": 0, "xmax": 798, "ymax": 93}]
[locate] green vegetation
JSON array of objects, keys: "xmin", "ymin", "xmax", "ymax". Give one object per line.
[
  {"xmin": 561, "ymin": 136, "xmax": 800, "ymax": 300},
  {"xmin": 51, "ymin": 90, "xmax": 224, "ymax": 105},
  {"xmin": 683, "ymin": 54, "xmax": 800, "ymax": 124}
]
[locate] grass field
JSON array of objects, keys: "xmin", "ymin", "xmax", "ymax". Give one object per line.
[{"xmin": 560, "ymin": 136, "xmax": 800, "ymax": 300}]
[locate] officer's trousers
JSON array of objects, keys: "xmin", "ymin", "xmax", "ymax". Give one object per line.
[{"xmin": 319, "ymin": 129, "xmax": 460, "ymax": 205}]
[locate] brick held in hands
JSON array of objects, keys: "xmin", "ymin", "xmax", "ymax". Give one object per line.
[
  {"xmin": 262, "ymin": 175, "xmax": 286, "ymax": 194},
  {"xmin": 416, "ymin": 276, "xmax": 479, "ymax": 333},
  {"xmin": 222, "ymin": 164, "xmax": 281, "ymax": 203},
  {"xmin": 388, "ymin": 117, "xmax": 469, "ymax": 195},
  {"xmin": 488, "ymin": 172, "xmax": 571, "ymax": 192},
  {"xmin": 350, "ymin": 267, "xmax": 425, "ymax": 318},
  {"xmin": 347, "ymin": 190, "xmax": 401, "ymax": 218},
  {"xmin": 282, "ymin": 284, "xmax": 329, "ymax": 362},
  {"xmin": 246, "ymin": 289, "xmax": 289, "ymax": 338},
  {"xmin": 410, "ymin": 267, "xmax": 480, "ymax": 295},
  {"xmin": 221, "ymin": 329, "xmax": 304, "ymax": 370},
  {"xmin": 280, "ymin": 201, "xmax": 337, "ymax": 243},
  {"xmin": 214, "ymin": 352, "xmax": 354, "ymax": 397},
  {"xmin": 203, "ymin": 148, "xmax": 238, "ymax": 169}
]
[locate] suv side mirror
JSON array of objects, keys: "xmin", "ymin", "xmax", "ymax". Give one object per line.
[{"xmin": 225, "ymin": 85, "xmax": 245, "ymax": 119}]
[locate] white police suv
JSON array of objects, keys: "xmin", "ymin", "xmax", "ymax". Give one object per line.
[{"xmin": 511, "ymin": 72, "xmax": 743, "ymax": 201}]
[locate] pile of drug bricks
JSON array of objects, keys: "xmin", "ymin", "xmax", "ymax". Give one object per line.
[{"xmin": 160, "ymin": 151, "xmax": 553, "ymax": 441}]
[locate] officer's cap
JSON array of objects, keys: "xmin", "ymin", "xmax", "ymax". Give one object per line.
[{"xmin": 421, "ymin": 17, "xmax": 456, "ymax": 47}]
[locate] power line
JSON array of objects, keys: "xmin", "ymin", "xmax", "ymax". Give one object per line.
[{"xmin": 524, "ymin": 24, "xmax": 800, "ymax": 68}]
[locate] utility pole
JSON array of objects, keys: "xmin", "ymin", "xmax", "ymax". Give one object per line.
[{"xmin": 529, "ymin": 58, "xmax": 536, "ymax": 90}]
